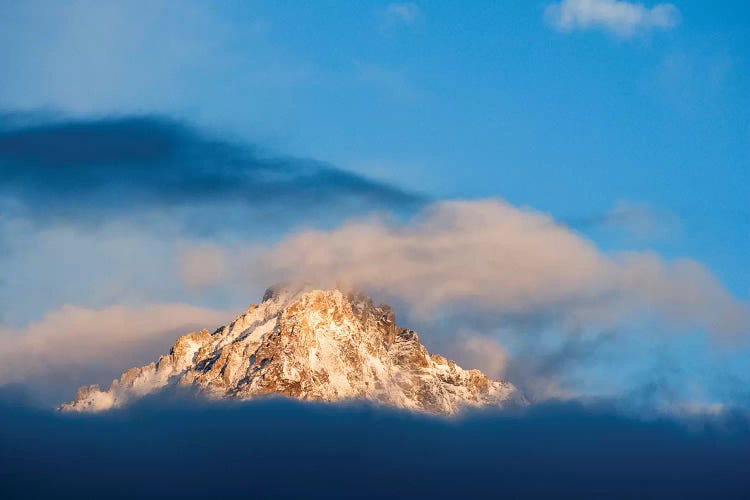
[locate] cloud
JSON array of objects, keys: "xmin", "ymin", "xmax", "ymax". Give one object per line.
[
  {"xmin": 1, "ymin": 396, "xmax": 749, "ymax": 498},
  {"xmin": 382, "ymin": 3, "xmax": 423, "ymax": 28},
  {"xmin": 241, "ymin": 199, "xmax": 748, "ymax": 337},
  {"xmin": 0, "ymin": 302, "xmax": 230, "ymax": 401},
  {"xmin": 448, "ymin": 333, "xmax": 509, "ymax": 380},
  {"xmin": 545, "ymin": 0, "xmax": 680, "ymax": 38},
  {"xmin": 0, "ymin": 113, "xmax": 422, "ymax": 231},
  {"xmin": 178, "ymin": 245, "xmax": 227, "ymax": 289},
  {"xmin": 172, "ymin": 199, "xmax": 747, "ymax": 405}
]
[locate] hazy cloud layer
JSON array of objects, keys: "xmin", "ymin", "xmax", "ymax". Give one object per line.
[
  {"xmin": 545, "ymin": 0, "xmax": 680, "ymax": 37},
  {"xmin": 240, "ymin": 200, "xmax": 748, "ymax": 337},
  {"xmin": 0, "ymin": 1, "xmax": 270, "ymax": 114},
  {"xmin": 0, "ymin": 113, "xmax": 421, "ymax": 231},
  {"xmin": 178, "ymin": 244, "xmax": 228, "ymax": 289}
]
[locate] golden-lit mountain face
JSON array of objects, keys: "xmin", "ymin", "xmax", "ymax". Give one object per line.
[{"xmin": 61, "ymin": 284, "xmax": 524, "ymax": 415}]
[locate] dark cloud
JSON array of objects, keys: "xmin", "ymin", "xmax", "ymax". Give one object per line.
[
  {"xmin": 0, "ymin": 113, "xmax": 423, "ymax": 231},
  {"xmin": 1, "ymin": 391, "xmax": 749, "ymax": 499}
]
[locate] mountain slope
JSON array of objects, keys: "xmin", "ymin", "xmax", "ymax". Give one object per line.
[{"xmin": 60, "ymin": 285, "xmax": 524, "ymax": 415}]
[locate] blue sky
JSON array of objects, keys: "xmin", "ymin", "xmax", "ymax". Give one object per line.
[{"xmin": 0, "ymin": 1, "xmax": 748, "ymax": 410}]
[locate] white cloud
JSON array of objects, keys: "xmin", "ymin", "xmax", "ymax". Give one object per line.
[
  {"xmin": 545, "ymin": 0, "xmax": 680, "ymax": 38},
  {"xmin": 0, "ymin": 303, "xmax": 230, "ymax": 386},
  {"xmin": 240, "ymin": 199, "xmax": 748, "ymax": 338}
]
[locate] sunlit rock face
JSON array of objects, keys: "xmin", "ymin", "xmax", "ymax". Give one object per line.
[{"xmin": 60, "ymin": 284, "xmax": 524, "ymax": 415}]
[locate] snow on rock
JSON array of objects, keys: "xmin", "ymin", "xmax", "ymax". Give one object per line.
[{"xmin": 59, "ymin": 285, "xmax": 525, "ymax": 415}]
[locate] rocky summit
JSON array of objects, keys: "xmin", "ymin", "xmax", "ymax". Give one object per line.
[{"xmin": 60, "ymin": 284, "xmax": 524, "ymax": 415}]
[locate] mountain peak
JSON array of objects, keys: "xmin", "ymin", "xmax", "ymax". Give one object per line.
[
  {"xmin": 60, "ymin": 287, "xmax": 524, "ymax": 415},
  {"xmin": 260, "ymin": 281, "xmax": 313, "ymax": 304}
]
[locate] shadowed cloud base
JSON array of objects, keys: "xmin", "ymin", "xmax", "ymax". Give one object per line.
[{"xmin": 1, "ymin": 391, "xmax": 748, "ymax": 499}]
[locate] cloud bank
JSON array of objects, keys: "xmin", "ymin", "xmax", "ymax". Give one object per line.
[
  {"xmin": 545, "ymin": 0, "xmax": 680, "ymax": 38},
  {"xmin": 0, "ymin": 303, "xmax": 229, "ymax": 402},
  {"xmin": 242, "ymin": 200, "xmax": 748, "ymax": 337},
  {"xmin": 1, "ymin": 396, "xmax": 749, "ymax": 499}
]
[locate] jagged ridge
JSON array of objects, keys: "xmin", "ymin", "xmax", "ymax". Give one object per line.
[{"xmin": 60, "ymin": 285, "xmax": 524, "ymax": 415}]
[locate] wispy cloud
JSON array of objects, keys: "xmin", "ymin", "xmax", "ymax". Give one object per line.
[
  {"xmin": 545, "ymin": 0, "xmax": 680, "ymax": 38},
  {"xmin": 570, "ymin": 200, "xmax": 681, "ymax": 241},
  {"xmin": 448, "ymin": 333, "xmax": 510, "ymax": 380},
  {"xmin": 385, "ymin": 3, "xmax": 422, "ymax": 24},
  {"xmin": 380, "ymin": 3, "xmax": 423, "ymax": 31}
]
